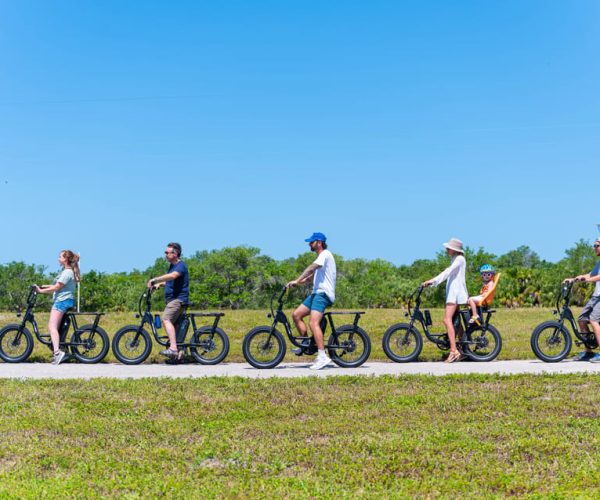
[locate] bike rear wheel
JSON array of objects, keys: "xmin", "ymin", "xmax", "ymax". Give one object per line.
[
  {"xmin": 382, "ymin": 323, "xmax": 423, "ymax": 362},
  {"xmin": 70, "ymin": 325, "xmax": 110, "ymax": 363},
  {"xmin": 0, "ymin": 325, "xmax": 34, "ymax": 363},
  {"xmin": 112, "ymin": 326, "xmax": 153, "ymax": 365},
  {"xmin": 242, "ymin": 326, "xmax": 286, "ymax": 369},
  {"xmin": 328, "ymin": 324, "xmax": 371, "ymax": 368},
  {"xmin": 190, "ymin": 326, "xmax": 230, "ymax": 365},
  {"xmin": 462, "ymin": 324, "xmax": 502, "ymax": 361},
  {"xmin": 530, "ymin": 321, "xmax": 572, "ymax": 362}
]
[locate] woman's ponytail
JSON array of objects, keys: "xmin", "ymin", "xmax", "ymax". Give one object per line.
[{"xmin": 62, "ymin": 250, "xmax": 81, "ymax": 282}]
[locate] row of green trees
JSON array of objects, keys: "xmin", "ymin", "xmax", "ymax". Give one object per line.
[{"xmin": 0, "ymin": 241, "xmax": 597, "ymax": 311}]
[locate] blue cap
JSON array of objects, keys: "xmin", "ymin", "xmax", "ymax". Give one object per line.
[{"xmin": 305, "ymin": 232, "xmax": 327, "ymax": 243}]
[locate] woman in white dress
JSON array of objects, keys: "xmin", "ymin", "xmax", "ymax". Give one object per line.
[{"xmin": 422, "ymin": 238, "xmax": 468, "ymax": 363}]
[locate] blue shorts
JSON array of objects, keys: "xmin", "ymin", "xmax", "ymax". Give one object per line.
[
  {"xmin": 52, "ymin": 298, "xmax": 75, "ymax": 313},
  {"xmin": 302, "ymin": 293, "xmax": 333, "ymax": 313}
]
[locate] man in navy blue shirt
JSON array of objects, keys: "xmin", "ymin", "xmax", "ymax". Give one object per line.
[{"xmin": 147, "ymin": 242, "xmax": 189, "ymax": 358}]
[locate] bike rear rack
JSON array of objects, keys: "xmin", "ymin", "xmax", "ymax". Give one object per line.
[
  {"xmin": 323, "ymin": 311, "xmax": 365, "ymax": 329},
  {"xmin": 187, "ymin": 312, "xmax": 225, "ymax": 334},
  {"xmin": 68, "ymin": 312, "xmax": 105, "ymax": 331}
]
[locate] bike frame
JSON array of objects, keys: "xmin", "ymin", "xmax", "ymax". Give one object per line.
[
  {"xmin": 15, "ymin": 286, "xmax": 104, "ymax": 349},
  {"xmin": 267, "ymin": 287, "xmax": 364, "ymax": 353},
  {"xmin": 553, "ymin": 281, "xmax": 596, "ymax": 347},
  {"xmin": 134, "ymin": 287, "xmax": 224, "ymax": 349},
  {"xmin": 406, "ymin": 286, "xmax": 495, "ymax": 350}
]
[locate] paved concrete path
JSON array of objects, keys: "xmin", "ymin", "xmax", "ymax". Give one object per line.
[{"xmin": 1, "ymin": 360, "xmax": 600, "ymax": 379}]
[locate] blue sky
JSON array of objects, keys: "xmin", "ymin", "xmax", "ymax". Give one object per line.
[{"xmin": 0, "ymin": 0, "xmax": 598, "ymax": 273}]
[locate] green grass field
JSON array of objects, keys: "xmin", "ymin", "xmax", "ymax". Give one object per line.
[
  {"xmin": 1, "ymin": 374, "xmax": 600, "ymax": 497},
  {"xmin": 0, "ymin": 307, "xmax": 579, "ymax": 363}
]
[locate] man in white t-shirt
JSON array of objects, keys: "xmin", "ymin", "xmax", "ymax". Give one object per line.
[{"xmin": 287, "ymin": 232, "xmax": 337, "ymax": 370}]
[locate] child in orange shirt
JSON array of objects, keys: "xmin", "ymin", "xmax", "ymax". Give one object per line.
[{"xmin": 468, "ymin": 264, "xmax": 497, "ymax": 325}]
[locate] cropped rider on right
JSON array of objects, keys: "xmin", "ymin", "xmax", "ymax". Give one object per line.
[{"xmin": 563, "ymin": 237, "xmax": 600, "ymax": 362}]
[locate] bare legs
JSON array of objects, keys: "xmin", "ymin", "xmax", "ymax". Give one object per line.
[
  {"xmin": 48, "ymin": 309, "xmax": 65, "ymax": 353},
  {"xmin": 443, "ymin": 303, "xmax": 460, "ymax": 356},
  {"xmin": 292, "ymin": 305, "xmax": 325, "ymax": 350},
  {"xmin": 163, "ymin": 319, "xmax": 178, "ymax": 351},
  {"xmin": 578, "ymin": 319, "xmax": 600, "ymax": 352}
]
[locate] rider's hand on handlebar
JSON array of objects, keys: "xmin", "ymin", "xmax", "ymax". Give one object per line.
[
  {"xmin": 286, "ymin": 280, "xmax": 299, "ymax": 289},
  {"xmin": 422, "ymin": 280, "xmax": 434, "ymax": 288}
]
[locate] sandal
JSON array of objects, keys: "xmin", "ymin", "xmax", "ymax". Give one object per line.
[{"xmin": 445, "ymin": 351, "xmax": 463, "ymax": 363}]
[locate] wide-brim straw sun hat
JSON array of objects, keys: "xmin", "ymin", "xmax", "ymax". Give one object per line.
[{"xmin": 443, "ymin": 238, "xmax": 464, "ymax": 254}]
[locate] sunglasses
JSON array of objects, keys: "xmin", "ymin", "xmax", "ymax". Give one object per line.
[
  {"xmin": 594, "ymin": 244, "xmax": 600, "ymax": 249},
  {"xmin": 481, "ymin": 272, "xmax": 494, "ymax": 277}
]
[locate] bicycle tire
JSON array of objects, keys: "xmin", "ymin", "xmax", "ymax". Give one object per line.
[
  {"xmin": 190, "ymin": 326, "xmax": 230, "ymax": 365},
  {"xmin": 70, "ymin": 324, "xmax": 110, "ymax": 363},
  {"xmin": 242, "ymin": 326, "xmax": 286, "ymax": 369},
  {"xmin": 328, "ymin": 324, "xmax": 371, "ymax": 368},
  {"xmin": 462, "ymin": 324, "xmax": 502, "ymax": 362},
  {"xmin": 530, "ymin": 321, "xmax": 571, "ymax": 363},
  {"xmin": 382, "ymin": 323, "xmax": 423, "ymax": 363},
  {"xmin": 112, "ymin": 325, "xmax": 153, "ymax": 365},
  {"xmin": 0, "ymin": 324, "xmax": 34, "ymax": 363}
]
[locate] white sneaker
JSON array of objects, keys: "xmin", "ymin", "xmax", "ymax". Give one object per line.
[
  {"xmin": 309, "ymin": 355, "xmax": 331, "ymax": 370},
  {"xmin": 52, "ymin": 350, "xmax": 66, "ymax": 365}
]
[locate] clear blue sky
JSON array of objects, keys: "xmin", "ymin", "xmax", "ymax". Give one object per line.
[{"xmin": 1, "ymin": 0, "xmax": 598, "ymax": 273}]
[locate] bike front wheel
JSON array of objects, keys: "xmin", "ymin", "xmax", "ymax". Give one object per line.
[
  {"xmin": 382, "ymin": 323, "xmax": 423, "ymax": 363},
  {"xmin": 328, "ymin": 325, "xmax": 371, "ymax": 368},
  {"xmin": 462, "ymin": 324, "xmax": 502, "ymax": 361},
  {"xmin": 530, "ymin": 321, "xmax": 571, "ymax": 362},
  {"xmin": 190, "ymin": 326, "xmax": 230, "ymax": 365},
  {"xmin": 0, "ymin": 325, "xmax": 34, "ymax": 363},
  {"xmin": 242, "ymin": 326, "xmax": 286, "ymax": 369},
  {"xmin": 112, "ymin": 326, "xmax": 153, "ymax": 365},
  {"xmin": 70, "ymin": 325, "xmax": 110, "ymax": 363}
]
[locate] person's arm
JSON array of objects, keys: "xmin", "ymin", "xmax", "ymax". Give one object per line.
[
  {"xmin": 287, "ymin": 263, "xmax": 320, "ymax": 288},
  {"xmin": 36, "ymin": 282, "xmax": 65, "ymax": 294},
  {"xmin": 564, "ymin": 273, "xmax": 591, "ymax": 283},
  {"xmin": 423, "ymin": 257, "xmax": 462, "ymax": 287},
  {"xmin": 147, "ymin": 271, "xmax": 182, "ymax": 288},
  {"xmin": 583, "ymin": 274, "xmax": 600, "ymax": 283}
]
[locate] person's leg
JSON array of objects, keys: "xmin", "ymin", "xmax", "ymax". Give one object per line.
[
  {"xmin": 578, "ymin": 300, "xmax": 595, "ymax": 354},
  {"xmin": 443, "ymin": 303, "xmax": 459, "ymax": 355},
  {"xmin": 590, "ymin": 320, "xmax": 600, "ymax": 348},
  {"xmin": 308, "ymin": 310, "xmax": 325, "ymax": 350},
  {"xmin": 48, "ymin": 308, "xmax": 65, "ymax": 353},
  {"xmin": 308, "ymin": 295, "xmax": 333, "ymax": 369},
  {"xmin": 292, "ymin": 303, "xmax": 311, "ymax": 337},
  {"xmin": 162, "ymin": 301, "xmax": 182, "ymax": 352},
  {"xmin": 468, "ymin": 298, "xmax": 477, "ymax": 318}
]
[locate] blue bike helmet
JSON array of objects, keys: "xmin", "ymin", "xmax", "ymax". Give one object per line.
[{"xmin": 479, "ymin": 264, "xmax": 495, "ymax": 274}]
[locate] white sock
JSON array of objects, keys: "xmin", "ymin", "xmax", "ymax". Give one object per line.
[{"xmin": 317, "ymin": 349, "xmax": 327, "ymax": 358}]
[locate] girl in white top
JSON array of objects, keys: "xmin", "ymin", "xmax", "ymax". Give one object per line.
[
  {"xmin": 422, "ymin": 238, "xmax": 468, "ymax": 363},
  {"xmin": 36, "ymin": 250, "xmax": 80, "ymax": 365}
]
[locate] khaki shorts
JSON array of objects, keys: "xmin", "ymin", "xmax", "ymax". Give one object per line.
[
  {"xmin": 579, "ymin": 296, "xmax": 600, "ymax": 324},
  {"xmin": 163, "ymin": 299, "xmax": 184, "ymax": 324}
]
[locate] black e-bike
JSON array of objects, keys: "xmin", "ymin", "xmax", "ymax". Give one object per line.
[
  {"xmin": 0, "ymin": 285, "xmax": 110, "ymax": 363},
  {"xmin": 111, "ymin": 287, "xmax": 229, "ymax": 365},
  {"xmin": 382, "ymin": 285, "xmax": 502, "ymax": 362},
  {"xmin": 242, "ymin": 286, "xmax": 371, "ymax": 369},
  {"xmin": 530, "ymin": 279, "xmax": 597, "ymax": 362}
]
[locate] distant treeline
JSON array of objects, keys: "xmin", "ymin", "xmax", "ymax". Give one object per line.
[{"xmin": 0, "ymin": 240, "xmax": 597, "ymax": 311}]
